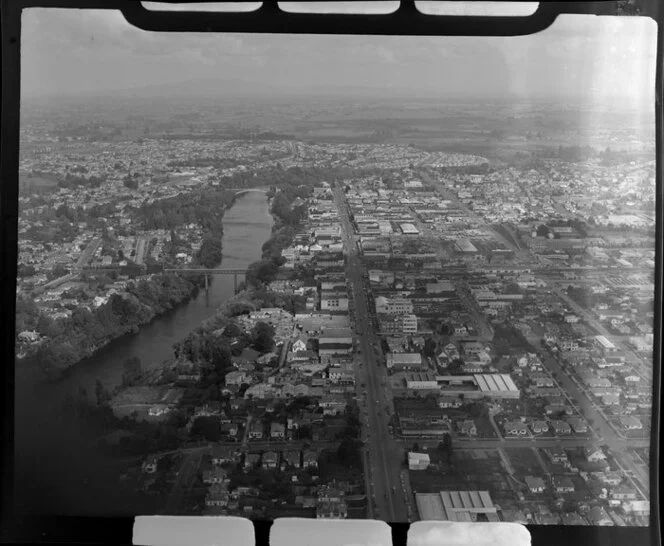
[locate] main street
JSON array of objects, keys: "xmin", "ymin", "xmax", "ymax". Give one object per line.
[{"xmin": 334, "ymin": 185, "xmax": 410, "ymax": 522}]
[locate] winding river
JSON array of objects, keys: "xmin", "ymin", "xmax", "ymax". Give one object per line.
[{"xmin": 14, "ymin": 191, "xmax": 273, "ymax": 515}]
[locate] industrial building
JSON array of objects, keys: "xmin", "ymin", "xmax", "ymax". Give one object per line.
[
  {"xmin": 416, "ymin": 491, "xmax": 499, "ymax": 522},
  {"xmin": 455, "ymin": 238, "xmax": 479, "ymax": 254},
  {"xmin": 400, "ymin": 223, "xmax": 420, "ymax": 235},
  {"xmin": 435, "ymin": 374, "xmax": 520, "ymax": 399}
]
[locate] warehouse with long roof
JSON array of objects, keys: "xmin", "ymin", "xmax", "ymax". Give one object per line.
[{"xmin": 416, "ymin": 490, "xmax": 499, "ymax": 522}]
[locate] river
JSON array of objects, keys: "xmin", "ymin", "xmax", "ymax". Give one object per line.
[{"xmin": 14, "ymin": 190, "xmax": 273, "ymax": 515}]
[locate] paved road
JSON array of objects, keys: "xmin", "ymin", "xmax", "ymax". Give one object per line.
[
  {"xmin": 334, "ymin": 185, "xmax": 410, "ymax": 522},
  {"xmin": 399, "ymin": 437, "xmax": 650, "ymax": 450},
  {"xmin": 552, "ymin": 286, "xmax": 652, "ymax": 382}
]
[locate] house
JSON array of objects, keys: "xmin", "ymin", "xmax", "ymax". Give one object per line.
[
  {"xmin": 211, "ymin": 445, "xmax": 236, "ymax": 465},
  {"xmin": 587, "ymin": 506, "xmax": 614, "ymax": 526},
  {"xmin": 610, "ymin": 484, "xmax": 638, "ymax": 501},
  {"xmin": 194, "ymin": 402, "xmax": 224, "ymax": 418},
  {"xmin": 552, "ymin": 476, "xmax": 575, "ymax": 493},
  {"xmin": 148, "ymin": 404, "xmax": 172, "ymax": 416},
  {"xmin": 220, "ymin": 422, "xmax": 239, "ymax": 438},
  {"xmin": 303, "ymin": 450, "xmax": 318, "ymax": 468},
  {"xmin": 584, "ymin": 446, "xmax": 607, "ymax": 463},
  {"xmin": 291, "ymin": 338, "xmax": 308, "ymax": 353},
  {"xmin": 567, "ymin": 417, "xmax": 589, "ymax": 433},
  {"xmin": 551, "ymin": 420, "xmax": 572, "ymax": 435},
  {"xmin": 504, "ymin": 420, "xmax": 529, "ymax": 436},
  {"xmin": 408, "ymin": 452, "xmax": 431, "ymax": 470},
  {"xmin": 203, "ymin": 467, "xmax": 229, "ymax": 485},
  {"xmin": 205, "ymin": 483, "xmax": 230, "ymax": 508},
  {"xmin": 248, "ymin": 421, "xmax": 264, "ymax": 440},
  {"xmin": 597, "ymin": 471, "xmax": 623, "ymax": 486},
  {"xmin": 619, "ymin": 416, "xmax": 643, "ymax": 430},
  {"xmin": 270, "ymin": 421, "xmax": 286, "ymax": 439},
  {"xmin": 283, "ymin": 450, "xmax": 301, "ymax": 468},
  {"xmin": 142, "ymin": 455, "xmax": 158, "ymax": 474},
  {"xmin": 319, "ymin": 394, "xmax": 347, "ymax": 415},
  {"xmin": 437, "ymin": 396, "xmax": 462, "ymax": 409},
  {"xmin": 225, "ymin": 371, "xmax": 248, "ymax": 386},
  {"xmin": 262, "ymin": 451, "xmax": 279, "ymax": 469},
  {"xmin": 561, "ymin": 512, "xmax": 587, "ymax": 525},
  {"xmin": 622, "ymin": 500, "xmax": 650, "ymax": 517},
  {"xmin": 530, "ymin": 420, "xmax": 549, "ymax": 434},
  {"xmin": 316, "ymin": 485, "xmax": 348, "ymax": 519},
  {"xmin": 456, "ymin": 419, "xmax": 477, "ymax": 437},
  {"xmin": 525, "ymin": 476, "xmax": 546, "ymax": 494},
  {"xmin": 544, "ymin": 446, "xmax": 568, "ymax": 464}
]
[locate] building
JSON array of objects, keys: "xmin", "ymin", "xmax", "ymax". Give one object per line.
[
  {"xmin": 405, "ymin": 371, "xmax": 439, "ymax": 390},
  {"xmin": 504, "ymin": 420, "xmax": 529, "ymax": 436},
  {"xmin": 386, "ymin": 352, "xmax": 424, "ymax": 371},
  {"xmin": 270, "ymin": 421, "xmax": 286, "ymax": 439},
  {"xmin": 473, "ymin": 374, "xmax": 520, "ymax": 399},
  {"xmin": 375, "ymin": 296, "xmax": 413, "ymax": 315},
  {"xmin": 316, "ymin": 485, "xmax": 347, "ymax": 519},
  {"xmin": 455, "ymin": 239, "xmax": 479, "ymax": 254},
  {"xmin": 262, "ymin": 451, "xmax": 279, "ymax": 469},
  {"xmin": 456, "ymin": 420, "xmax": 477, "ymax": 436},
  {"xmin": 525, "ymin": 476, "xmax": 546, "ymax": 494},
  {"xmin": 408, "ymin": 452, "xmax": 431, "ymax": 470},
  {"xmin": 320, "ymin": 295, "xmax": 349, "ymax": 311},
  {"xmin": 552, "ymin": 476, "xmax": 575, "ymax": 493},
  {"xmin": 400, "ymin": 223, "xmax": 420, "ymax": 235},
  {"xmin": 415, "ymin": 490, "xmax": 499, "ymax": 522}
]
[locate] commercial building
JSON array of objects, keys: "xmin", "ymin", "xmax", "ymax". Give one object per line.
[
  {"xmin": 386, "ymin": 352, "xmax": 425, "ymax": 371},
  {"xmin": 408, "ymin": 452, "xmax": 431, "ymax": 470},
  {"xmin": 400, "ymin": 223, "xmax": 420, "ymax": 235},
  {"xmin": 455, "ymin": 239, "xmax": 478, "ymax": 254},
  {"xmin": 415, "ymin": 491, "xmax": 499, "ymax": 522}
]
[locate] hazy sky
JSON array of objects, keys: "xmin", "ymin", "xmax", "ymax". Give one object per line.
[{"xmin": 21, "ymin": 4, "xmax": 656, "ymax": 103}]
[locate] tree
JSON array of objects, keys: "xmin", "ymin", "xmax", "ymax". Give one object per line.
[
  {"xmin": 190, "ymin": 416, "xmax": 222, "ymax": 442},
  {"xmin": 95, "ymin": 379, "xmax": 110, "ymax": 406},
  {"xmin": 423, "ymin": 338, "xmax": 437, "ymax": 358},
  {"xmin": 441, "ymin": 433, "xmax": 453, "ymax": 463},
  {"xmin": 252, "ymin": 321, "xmax": 275, "ymax": 353}
]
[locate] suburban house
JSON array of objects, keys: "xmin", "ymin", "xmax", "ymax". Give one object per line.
[
  {"xmin": 142, "ymin": 456, "xmax": 158, "ymax": 474},
  {"xmin": 243, "ymin": 453, "xmax": 261, "ymax": 470},
  {"xmin": 552, "ymin": 476, "xmax": 575, "ymax": 493},
  {"xmin": 203, "ymin": 467, "xmax": 229, "ymax": 485},
  {"xmin": 610, "ymin": 484, "xmax": 638, "ymax": 501},
  {"xmin": 567, "ymin": 417, "xmax": 589, "ymax": 433},
  {"xmin": 545, "ymin": 446, "xmax": 569, "ymax": 464},
  {"xmin": 262, "ymin": 451, "xmax": 279, "ymax": 469},
  {"xmin": 504, "ymin": 420, "xmax": 529, "ymax": 436},
  {"xmin": 525, "ymin": 476, "xmax": 546, "ymax": 494},
  {"xmin": 283, "ymin": 450, "xmax": 301, "ymax": 468},
  {"xmin": 587, "ymin": 506, "xmax": 613, "ymax": 526},
  {"xmin": 456, "ymin": 420, "xmax": 477, "ymax": 436},
  {"xmin": 211, "ymin": 446, "xmax": 236, "ymax": 465},
  {"xmin": 205, "ymin": 483, "xmax": 230, "ymax": 508},
  {"xmin": 438, "ymin": 396, "xmax": 462, "ymax": 409},
  {"xmin": 530, "ymin": 420, "xmax": 549, "ymax": 434},
  {"xmin": 584, "ymin": 446, "xmax": 607, "ymax": 463},
  {"xmin": 408, "ymin": 452, "xmax": 431, "ymax": 470},
  {"xmin": 270, "ymin": 421, "xmax": 286, "ymax": 439},
  {"xmin": 550, "ymin": 420, "xmax": 572, "ymax": 435},
  {"xmin": 248, "ymin": 421, "xmax": 264, "ymax": 440},
  {"xmin": 303, "ymin": 450, "xmax": 319, "ymax": 468}
]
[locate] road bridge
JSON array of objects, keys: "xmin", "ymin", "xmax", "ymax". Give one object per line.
[{"xmin": 163, "ymin": 267, "xmax": 249, "ymax": 293}]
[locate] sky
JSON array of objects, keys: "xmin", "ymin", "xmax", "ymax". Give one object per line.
[{"xmin": 21, "ymin": 2, "xmax": 657, "ymax": 104}]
